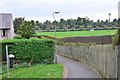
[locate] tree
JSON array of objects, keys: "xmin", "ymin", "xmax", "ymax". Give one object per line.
[
  {"xmin": 97, "ymin": 20, "xmax": 100, "ymax": 23},
  {"xmin": 100, "ymin": 20, "xmax": 104, "ymax": 27},
  {"xmin": 53, "ymin": 20, "xmax": 60, "ymax": 30},
  {"xmin": 77, "ymin": 17, "xmax": 82, "ymax": 25},
  {"xmin": 60, "ymin": 18, "xmax": 67, "ymax": 29},
  {"xmin": 35, "ymin": 21, "xmax": 43, "ymax": 30},
  {"xmin": 13, "ymin": 17, "xmax": 25, "ymax": 33},
  {"xmin": 112, "ymin": 19, "xmax": 118, "ymax": 27},
  {"xmin": 34, "ymin": 21, "xmax": 39, "ymax": 30},
  {"xmin": 104, "ymin": 19, "xmax": 109, "ymax": 26},
  {"xmin": 67, "ymin": 19, "xmax": 75, "ymax": 29},
  {"xmin": 17, "ymin": 20, "xmax": 36, "ymax": 39},
  {"xmin": 82, "ymin": 18, "xmax": 87, "ymax": 28},
  {"xmin": 43, "ymin": 20, "xmax": 53, "ymax": 30},
  {"xmin": 118, "ymin": 18, "xmax": 120, "ymax": 27},
  {"xmin": 113, "ymin": 19, "xmax": 117, "ymax": 22}
]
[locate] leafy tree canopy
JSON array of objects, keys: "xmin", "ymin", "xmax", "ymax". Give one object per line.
[
  {"xmin": 13, "ymin": 17, "xmax": 25, "ymax": 33},
  {"xmin": 17, "ymin": 20, "xmax": 36, "ymax": 39}
]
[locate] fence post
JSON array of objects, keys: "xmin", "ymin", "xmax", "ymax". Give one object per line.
[
  {"xmin": 118, "ymin": 45, "xmax": 120, "ymax": 79},
  {"xmin": 0, "ymin": 44, "xmax": 2, "ymax": 74},
  {"xmin": 6, "ymin": 45, "xmax": 9, "ymax": 78}
]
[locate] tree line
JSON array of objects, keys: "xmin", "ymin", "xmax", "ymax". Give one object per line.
[{"xmin": 13, "ymin": 17, "xmax": 120, "ymax": 33}]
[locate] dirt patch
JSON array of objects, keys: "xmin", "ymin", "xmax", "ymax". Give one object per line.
[
  {"xmin": 41, "ymin": 35, "xmax": 113, "ymax": 44},
  {"xmin": 60, "ymin": 35, "xmax": 113, "ymax": 44}
]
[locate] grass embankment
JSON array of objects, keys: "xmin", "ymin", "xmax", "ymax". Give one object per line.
[
  {"xmin": 0, "ymin": 75, "xmax": 2, "ymax": 80},
  {"xmin": 2, "ymin": 64, "xmax": 63, "ymax": 78},
  {"xmin": 0, "ymin": 65, "xmax": 1, "ymax": 80},
  {"xmin": 37, "ymin": 30, "xmax": 117, "ymax": 38}
]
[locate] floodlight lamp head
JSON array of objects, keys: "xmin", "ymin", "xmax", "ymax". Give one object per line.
[
  {"xmin": 109, "ymin": 13, "xmax": 111, "ymax": 16},
  {"xmin": 54, "ymin": 12, "xmax": 59, "ymax": 14}
]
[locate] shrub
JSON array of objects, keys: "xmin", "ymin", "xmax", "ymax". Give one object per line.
[
  {"xmin": 14, "ymin": 35, "xmax": 23, "ymax": 39},
  {"xmin": 29, "ymin": 37, "xmax": 40, "ymax": 40},
  {"xmin": 17, "ymin": 20, "xmax": 36, "ymax": 39},
  {"xmin": 1, "ymin": 39, "xmax": 55, "ymax": 64},
  {"xmin": 113, "ymin": 28, "xmax": 120, "ymax": 45},
  {"xmin": 14, "ymin": 62, "xmax": 29, "ymax": 69},
  {"xmin": 58, "ymin": 41, "xmax": 96, "ymax": 46},
  {"xmin": 0, "ymin": 39, "xmax": 18, "ymax": 61}
]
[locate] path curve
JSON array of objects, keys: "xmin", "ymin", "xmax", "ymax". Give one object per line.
[{"xmin": 57, "ymin": 54, "xmax": 101, "ymax": 78}]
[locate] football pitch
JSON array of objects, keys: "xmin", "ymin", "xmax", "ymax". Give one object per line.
[{"xmin": 37, "ymin": 30, "xmax": 117, "ymax": 38}]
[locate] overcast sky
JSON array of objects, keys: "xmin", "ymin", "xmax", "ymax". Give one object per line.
[{"xmin": 0, "ymin": 0, "xmax": 119, "ymax": 22}]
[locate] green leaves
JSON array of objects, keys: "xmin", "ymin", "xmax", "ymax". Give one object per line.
[
  {"xmin": 1, "ymin": 39, "xmax": 55, "ymax": 64},
  {"xmin": 113, "ymin": 28, "xmax": 120, "ymax": 45},
  {"xmin": 13, "ymin": 17, "xmax": 24, "ymax": 33},
  {"xmin": 17, "ymin": 20, "xmax": 36, "ymax": 39}
]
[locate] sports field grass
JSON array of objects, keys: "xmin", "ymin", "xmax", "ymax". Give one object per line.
[{"xmin": 37, "ymin": 30, "xmax": 117, "ymax": 38}]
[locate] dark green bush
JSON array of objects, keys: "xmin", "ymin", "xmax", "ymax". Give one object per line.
[
  {"xmin": 1, "ymin": 39, "xmax": 55, "ymax": 64},
  {"xmin": 113, "ymin": 28, "xmax": 120, "ymax": 45},
  {"xmin": 0, "ymin": 39, "xmax": 18, "ymax": 61}
]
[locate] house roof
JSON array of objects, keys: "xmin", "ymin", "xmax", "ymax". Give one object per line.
[{"xmin": 0, "ymin": 13, "xmax": 13, "ymax": 29}]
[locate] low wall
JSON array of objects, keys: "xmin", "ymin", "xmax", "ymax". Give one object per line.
[{"xmin": 57, "ymin": 45, "xmax": 119, "ymax": 78}]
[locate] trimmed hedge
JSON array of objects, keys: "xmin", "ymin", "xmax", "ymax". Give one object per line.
[
  {"xmin": 1, "ymin": 38, "xmax": 55, "ymax": 64},
  {"xmin": 0, "ymin": 39, "xmax": 17, "ymax": 61}
]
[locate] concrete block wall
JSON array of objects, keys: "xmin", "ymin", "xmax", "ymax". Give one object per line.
[{"xmin": 57, "ymin": 45, "xmax": 119, "ymax": 78}]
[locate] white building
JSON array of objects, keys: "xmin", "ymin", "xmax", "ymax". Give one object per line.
[{"xmin": 0, "ymin": 13, "xmax": 14, "ymax": 40}]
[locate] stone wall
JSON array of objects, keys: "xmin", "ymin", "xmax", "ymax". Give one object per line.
[{"xmin": 57, "ymin": 45, "xmax": 119, "ymax": 78}]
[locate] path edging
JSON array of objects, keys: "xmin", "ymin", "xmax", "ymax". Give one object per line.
[{"xmin": 63, "ymin": 65, "xmax": 67, "ymax": 79}]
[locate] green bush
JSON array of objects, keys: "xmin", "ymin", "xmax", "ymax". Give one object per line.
[
  {"xmin": 14, "ymin": 35, "xmax": 23, "ymax": 39},
  {"xmin": 17, "ymin": 20, "xmax": 36, "ymax": 39},
  {"xmin": 14, "ymin": 62, "xmax": 29, "ymax": 69},
  {"xmin": 113, "ymin": 28, "xmax": 120, "ymax": 45},
  {"xmin": 1, "ymin": 39, "xmax": 55, "ymax": 64},
  {"xmin": 0, "ymin": 39, "xmax": 18, "ymax": 61},
  {"xmin": 58, "ymin": 41, "xmax": 96, "ymax": 46}
]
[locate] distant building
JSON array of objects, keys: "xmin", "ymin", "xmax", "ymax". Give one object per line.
[
  {"xmin": 89, "ymin": 28, "xmax": 94, "ymax": 31},
  {"xmin": 0, "ymin": 13, "xmax": 14, "ymax": 40},
  {"xmin": 118, "ymin": 1, "xmax": 120, "ymax": 18}
]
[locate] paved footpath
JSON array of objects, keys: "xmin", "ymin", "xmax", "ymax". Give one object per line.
[{"xmin": 57, "ymin": 54, "xmax": 101, "ymax": 78}]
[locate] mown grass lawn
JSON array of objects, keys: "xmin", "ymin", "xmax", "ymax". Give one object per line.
[
  {"xmin": 2, "ymin": 64, "xmax": 63, "ymax": 78},
  {"xmin": 0, "ymin": 65, "xmax": 2, "ymax": 80},
  {"xmin": 37, "ymin": 30, "xmax": 117, "ymax": 38},
  {"xmin": 0, "ymin": 75, "xmax": 2, "ymax": 80}
]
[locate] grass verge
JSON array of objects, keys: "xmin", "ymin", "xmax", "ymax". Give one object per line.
[
  {"xmin": 0, "ymin": 75, "xmax": 2, "ymax": 80},
  {"xmin": 2, "ymin": 64, "xmax": 63, "ymax": 78}
]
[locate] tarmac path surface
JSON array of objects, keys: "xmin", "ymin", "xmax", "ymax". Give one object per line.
[{"xmin": 57, "ymin": 54, "xmax": 101, "ymax": 78}]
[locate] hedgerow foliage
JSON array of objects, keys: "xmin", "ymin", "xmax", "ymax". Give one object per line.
[
  {"xmin": 17, "ymin": 20, "xmax": 36, "ymax": 39},
  {"xmin": 58, "ymin": 41, "xmax": 96, "ymax": 46},
  {"xmin": 113, "ymin": 28, "xmax": 120, "ymax": 45},
  {"xmin": 1, "ymin": 38, "xmax": 55, "ymax": 64}
]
